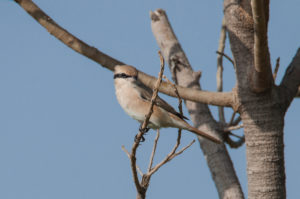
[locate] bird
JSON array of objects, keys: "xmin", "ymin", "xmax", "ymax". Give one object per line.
[{"xmin": 113, "ymin": 65, "xmax": 221, "ymax": 144}]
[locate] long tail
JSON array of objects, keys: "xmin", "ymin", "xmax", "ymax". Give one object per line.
[
  {"xmin": 186, "ymin": 125, "xmax": 221, "ymax": 144},
  {"xmin": 168, "ymin": 114, "xmax": 221, "ymax": 143}
]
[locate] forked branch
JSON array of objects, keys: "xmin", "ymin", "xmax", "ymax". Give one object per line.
[
  {"xmin": 123, "ymin": 58, "xmax": 195, "ymax": 198},
  {"xmin": 129, "ymin": 52, "xmax": 165, "ymax": 197}
]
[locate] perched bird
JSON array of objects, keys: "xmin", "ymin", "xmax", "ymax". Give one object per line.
[{"xmin": 113, "ymin": 65, "xmax": 221, "ymax": 144}]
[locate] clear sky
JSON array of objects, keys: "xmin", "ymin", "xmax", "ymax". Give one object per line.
[{"xmin": 0, "ymin": 0, "xmax": 299, "ymax": 198}]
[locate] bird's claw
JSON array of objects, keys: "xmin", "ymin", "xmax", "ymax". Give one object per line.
[
  {"xmin": 139, "ymin": 125, "xmax": 150, "ymax": 134},
  {"xmin": 135, "ymin": 125, "xmax": 150, "ymax": 143},
  {"xmin": 134, "ymin": 134, "xmax": 145, "ymax": 143}
]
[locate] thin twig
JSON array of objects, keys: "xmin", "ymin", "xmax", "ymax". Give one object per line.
[
  {"xmin": 228, "ymin": 111, "xmax": 237, "ymax": 126},
  {"xmin": 148, "ymin": 139, "xmax": 195, "ymax": 176},
  {"xmin": 122, "ymin": 146, "xmax": 143, "ymax": 177},
  {"xmin": 216, "ymin": 51, "xmax": 234, "ymax": 66},
  {"xmin": 147, "ymin": 75, "xmax": 195, "ymax": 177},
  {"xmin": 217, "ymin": 18, "xmax": 227, "ymax": 124},
  {"xmin": 147, "ymin": 130, "xmax": 160, "ymax": 172},
  {"xmin": 163, "ymin": 75, "xmax": 183, "ymax": 115},
  {"xmin": 227, "ymin": 132, "xmax": 244, "ymax": 139},
  {"xmin": 226, "ymin": 136, "xmax": 245, "ymax": 149},
  {"xmin": 232, "ymin": 116, "xmax": 242, "ymax": 126},
  {"xmin": 225, "ymin": 124, "xmax": 244, "ymax": 132},
  {"xmin": 273, "ymin": 57, "xmax": 280, "ymax": 81},
  {"xmin": 130, "ymin": 51, "xmax": 165, "ymax": 195}
]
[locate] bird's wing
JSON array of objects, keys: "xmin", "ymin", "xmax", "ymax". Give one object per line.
[{"xmin": 134, "ymin": 81, "xmax": 188, "ymax": 120}]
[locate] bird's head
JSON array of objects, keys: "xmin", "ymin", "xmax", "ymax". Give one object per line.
[{"xmin": 114, "ymin": 65, "xmax": 138, "ymax": 83}]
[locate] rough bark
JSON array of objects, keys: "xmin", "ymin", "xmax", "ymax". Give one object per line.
[
  {"xmin": 151, "ymin": 9, "xmax": 244, "ymax": 199},
  {"xmin": 224, "ymin": 0, "xmax": 286, "ymax": 198},
  {"xmin": 240, "ymin": 92, "xmax": 286, "ymax": 199}
]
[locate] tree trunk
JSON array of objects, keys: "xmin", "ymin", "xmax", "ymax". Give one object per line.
[
  {"xmin": 240, "ymin": 90, "xmax": 286, "ymax": 198},
  {"xmin": 224, "ymin": 0, "xmax": 286, "ymax": 198}
]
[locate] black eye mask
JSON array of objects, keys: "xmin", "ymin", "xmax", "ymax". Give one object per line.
[{"xmin": 114, "ymin": 73, "xmax": 137, "ymax": 80}]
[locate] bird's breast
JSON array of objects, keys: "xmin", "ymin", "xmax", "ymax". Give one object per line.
[{"xmin": 115, "ymin": 81, "xmax": 147, "ymax": 123}]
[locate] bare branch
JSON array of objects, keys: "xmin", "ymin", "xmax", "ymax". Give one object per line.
[
  {"xmin": 130, "ymin": 52, "xmax": 165, "ymax": 196},
  {"xmin": 273, "ymin": 57, "xmax": 280, "ymax": 81},
  {"xmin": 14, "ymin": 0, "xmax": 123, "ymax": 71},
  {"xmin": 148, "ymin": 138, "xmax": 195, "ymax": 176},
  {"xmin": 216, "ymin": 51, "xmax": 234, "ymax": 66},
  {"xmin": 232, "ymin": 116, "xmax": 242, "ymax": 126},
  {"xmin": 280, "ymin": 48, "xmax": 300, "ymax": 106},
  {"xmin": 228, "ymin": 111, "xmax": 236, "ymax": 126},
  {"xmin": 122, "ymin": 146, "xmax": 143, "ymax": 177},
  {"xmin": 226, "ymin": 136, "xmax": 245, "ymax": 149},
  {"xmin": 217, "ymin": 18, "xmax": 227, "ymax": 124},
  {"xmin": 224, "ymin": 124, "xmax": 244, "ymax": 132},
  {"xmin": 146, "ymin": 76, "xmax": 195, "ymax": 176},
  {"xmin": 250, "ymin": 0, "xmax": 273, "ymax": 92},
  {"xmin": 147, "ymin": 130, "xmax": 160, "ymax": 172},
  {"xmin": 14, "ymin": 0, "xmax": 234, "ymax": 108},
  {"xmin": 139, "ymin": 72, "xmax": 234, "ymax": 107},
  {"xmin": 163, "ymin": 75, "xmax": 183, "ymax": 115}
]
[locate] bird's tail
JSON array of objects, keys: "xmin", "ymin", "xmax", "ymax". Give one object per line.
[
  {"xmin": 168, "ymin": 114, "xmax": 221, "ymax": 143},
  {"xmin": 185, "ymin": 125, "xmax": 221, "ymax": 144}
]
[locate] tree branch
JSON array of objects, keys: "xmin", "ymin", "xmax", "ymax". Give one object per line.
[
  {"xmin": 147, "ymin": 130, "xmax": 160, "ymax": 173},
  {"xmin": 129, "ymin": 52, "xmax": 165, "ymax": 199},
  {"xmin": 280, "ymin": 48, "xmax": 300, "ymax": 107},
  {"xmin": 122, "ymin": 146, "xmax": 143, "ymax": 177},
  {"xmin": 148, "ymin": 138, "xmax": 195, "ymax": 176},
  {"xmin": 124, "ymin": 66, "xmax": 196, "ymax": 198},
  {"xmin": 216, "ymin": 18, "xmax": 227, "ymax": 123},
  {"xmin": 14, "ymin": 0, "xmax": 233, "ymax": 108},
  {"xmin": 216, "ymin": 51, "xmax": 234, "ymax": 66},
  {"xmin": 14, "ymin": 0, "xmax": 123, "ymax": 70},
  {"xmin": 226, "ymin": 135, "xmax": 245, "ymax": 149},
  {"xmin": 224, "ymin": 124, "xmax": 244, "ymax": 132},
  {"xmin": 273, "ymin": 57, "xmax": 280, "ymax": 81},
  {"xmin": 151, "ymin": 9, "xmax": 244, "ymax": 199},
  {"xmin": 250, "ymin": 0, "xmax": 273, "ymax": 92},
  {"xmin": 138, "ymin": 72, "xmax": 234, "ymax": 107}
]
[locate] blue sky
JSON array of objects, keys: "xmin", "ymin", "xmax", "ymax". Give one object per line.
[{"xmin": 0, "ymin": 0, "xmax": 299, "ymax": 198}]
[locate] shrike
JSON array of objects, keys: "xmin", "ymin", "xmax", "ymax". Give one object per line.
[{"xmin": 114, "ymin": 65, "xmax": 221, "ymax": 144}]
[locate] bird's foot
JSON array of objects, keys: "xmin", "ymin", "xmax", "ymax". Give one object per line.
[
  {"xmin": 135, "ymin": 125, "xmax": 150, "ymax": 143},
  {"xmin": 139, "ymin": 124, "xmax": 150, "ymax": 134},
  {"xmin": 134, "ymin": 134, "xmax": 145, "ymax": 143}
]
